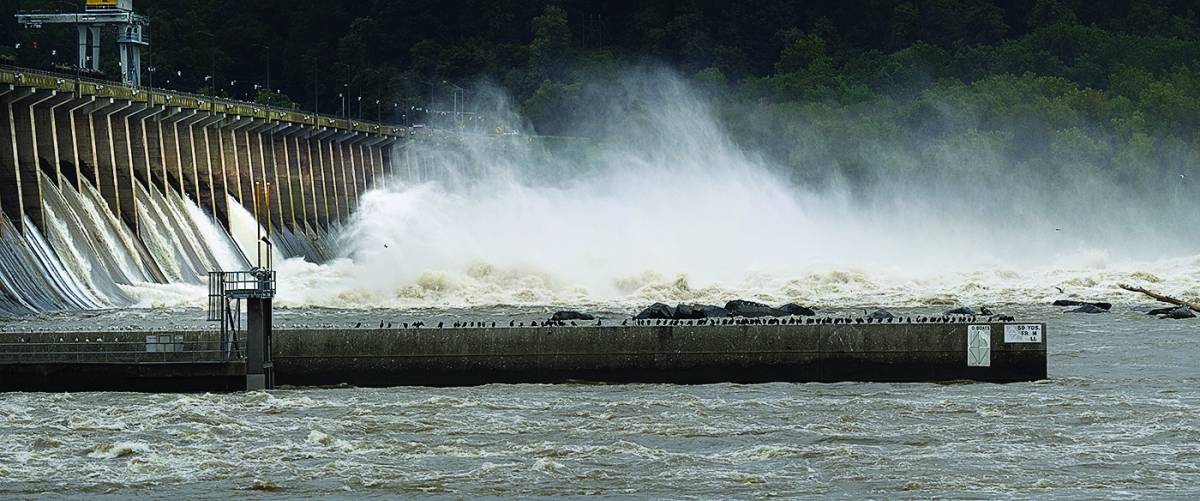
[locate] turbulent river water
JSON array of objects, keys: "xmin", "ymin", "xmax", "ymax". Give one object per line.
[{"xmin": 0, "ymin": 304, "xmax": 1196, "ymax": 498}]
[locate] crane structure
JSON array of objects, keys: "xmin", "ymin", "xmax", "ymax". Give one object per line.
[{"xmin": 15, "ymin": 0, "xmax": 149, "ymax": 87}]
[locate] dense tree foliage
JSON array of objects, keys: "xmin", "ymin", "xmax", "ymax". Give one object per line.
[{"xmin": 3, "ymin": 1, "xmax": 1200, "ymax": 187}]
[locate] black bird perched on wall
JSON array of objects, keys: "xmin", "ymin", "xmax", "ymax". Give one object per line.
[
  {"xmin": 387, "ymin": 322, "xmax": 392, "ymax": 328},
  {"xmin": 622, "ymin": 319, "xmax": 627, "ymax": 326},
  {"xmin": 437, "ymin": 322, "xmax": 443, "ymax": 328},
  {"xmin": 355, "ymin": 322, "xmax": 361, "ymax": 328},
  {"xmin": 518, "ymin": 322, "xmax": 524, "ymax": 327},
  {"xmin": 596, "ymin": 320, "xmax": 602, "ymax": 326},
  {"xmin": 403, "ymin": 323, "xmax": 409, "ymax": 329},
  {"xmin": 570, "ymin": 321, "xmax": 577, "ymax": 327},
  {"xmin": 379, "ymin": 321, "xmax": 384, "ymax": 329},
  {"xmin": 509, "ymin": 320, "xmax": 515, "ymax": 327},
  {"xmin": 491, "ymin": 321, "xmax": 496, "ymax": 328}
]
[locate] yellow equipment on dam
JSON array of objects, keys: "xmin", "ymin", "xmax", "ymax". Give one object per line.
[{"xmin": 85, "ymin": 0, "xmax": 133, "ymax": 10}]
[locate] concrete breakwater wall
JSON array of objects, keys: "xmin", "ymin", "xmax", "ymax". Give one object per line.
[
  {"xmin": 0, "ymin": 66, "xmax": 418, "ymax": 313},
  {"xmin": 272, "ymin": 323, "xmax": 1048, "ymax": 386},
  {"xmin": 0, "ymin": 322, "xmax": 1046, "ymax": 390}
]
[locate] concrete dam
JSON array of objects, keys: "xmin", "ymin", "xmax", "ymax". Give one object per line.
[{"xmin": 0, "ymin": 66, "xmax": 409, "ymax": 314}]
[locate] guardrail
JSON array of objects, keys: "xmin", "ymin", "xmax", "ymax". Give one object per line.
[{"xmin": 0, "ymin": 335, "xmax": 245, "ymax": 364}]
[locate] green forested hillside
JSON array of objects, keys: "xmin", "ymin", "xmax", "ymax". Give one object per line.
[{"xmin": 4, "ymin": 1, "xmax": 1199, "ymax": 185}]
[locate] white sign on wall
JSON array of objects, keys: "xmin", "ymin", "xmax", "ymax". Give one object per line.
[
  {"xmin": 967, "ymin": 325, "xmax": 991, "ymax": 367},
  {"xmin": 1003, "ymin": 324, "xmax": 1043, "ymax": 343}
]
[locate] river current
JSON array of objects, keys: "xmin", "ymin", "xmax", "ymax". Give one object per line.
[{"xmin": 0, "ymin": 304, "xmax": 1196, "ymax": 498}]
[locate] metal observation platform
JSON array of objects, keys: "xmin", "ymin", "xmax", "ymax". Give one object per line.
[{"xmin": 208, "ymin": 268, "xmax": 276, "ymax": 390}]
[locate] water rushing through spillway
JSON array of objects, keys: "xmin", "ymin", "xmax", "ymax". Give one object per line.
[
  {"xmin": 2, "ymin": 71, "xmax": 1197, "ymax": 314},
  {"xmin": 0, "ymin": 175, "xmax": 246, "ymax": 314}
]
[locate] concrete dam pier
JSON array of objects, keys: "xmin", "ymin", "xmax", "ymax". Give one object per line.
[{"xmin": 0, "ymin": 322, "xmax": 1047, "ymax": 391}]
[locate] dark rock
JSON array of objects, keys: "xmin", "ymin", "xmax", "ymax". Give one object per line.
[
  {"xmin": 1162, "ymin": 306, "xmax": 1196, "ymax": 319},
  {"xmin": 945, "ymin": 306, "xmax": 974, "ymax": 315},
  {"xmin": 1147, "ymin": 307, "xmax": 1178, "ymax": 316},
  {"xmin": 867, "ymin": 309, "xmax": 896, "ymax": 320},
  {"xmin": 634, "ymin": 303, "xmax": 676, "ymax": 320},
  {"xmin": 1053, "ymin": 300, "xmax": 1112, "ymax": 310},
  {"xmin": 980, "ymin": 306, "xmax": 994, "ymax": 316},
  {"xmin": 724, "ymin": 300, "xmax": 779, "ymax": 318},
  {"xmin": 673, "ymin": 303, "xmax": 730, "ymax": 319},
  {"xmin": 1066, "ymin": 304, "xmax": 1107, "ymax": 314},
  {"xmin": 776, "ymin": 303, "xmax": 816, "ymax": 316},
  {"xmin": 551, "ymin": 310, "xmax": 595, "ymax": 321}
]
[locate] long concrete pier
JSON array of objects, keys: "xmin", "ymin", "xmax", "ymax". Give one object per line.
[
  {"xmin": 0, "ymin": 322, "xmax": 1047, "ymax": 391},
  {"xmin": 0, "ymin": 66, "xmax": 406, "ymax": 246}
]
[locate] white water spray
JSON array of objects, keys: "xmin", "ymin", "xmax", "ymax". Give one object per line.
[{"xmin": 253, "ymin": 73, "xmax": 1200, "ymax": 309}]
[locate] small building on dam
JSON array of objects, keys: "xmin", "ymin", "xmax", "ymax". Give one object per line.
[{"xmin": 0, "ymin": 67, "xmax": 415, "ymax": 313}]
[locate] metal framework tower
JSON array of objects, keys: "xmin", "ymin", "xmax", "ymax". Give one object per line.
[
  {"xmin": 206, "ymin": 181, "xmax": 277, "ymax": 390},
  {"xmin": 15, "ymin": 0, "xmax": 150, "ymax": 87}
]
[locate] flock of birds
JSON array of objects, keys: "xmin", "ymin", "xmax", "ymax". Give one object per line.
[{"xmin": 350, "ymin": 314, "xmax": 1017, "ymax": 330}]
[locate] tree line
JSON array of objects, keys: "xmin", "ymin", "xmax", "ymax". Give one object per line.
[{"xmin": 3, "ymin": 1, "xmax": 1199, "ymax": 188}]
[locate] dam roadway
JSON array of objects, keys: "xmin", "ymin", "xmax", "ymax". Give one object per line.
[{"xmin": 0, "ymin": 322, "xmax": 1047, "ymax": 390}]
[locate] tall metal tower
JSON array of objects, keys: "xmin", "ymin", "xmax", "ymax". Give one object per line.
[{"xmin": 15, "ymin": 0, "xmax": 150, "ymax": 87}]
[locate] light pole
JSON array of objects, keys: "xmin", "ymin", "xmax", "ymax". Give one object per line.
[
  {"xmin": 197, "ymin": 30, "xmax": 217, "ymax": 97},
  {"xmin": 252, "ymin": 43, "xmax": 270, "ymax": 101},
  {"xmin": 442, "ymin": 80, "xmax": 465, "ymax": 130},
  {"xmin": 341, "ymin": 83, "xmax": 348, "ymax": 118}
]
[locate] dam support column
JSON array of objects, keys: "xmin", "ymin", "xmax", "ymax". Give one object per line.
[
  {"xmin": 0, "ymin": 86, "xmax": 28, "ymax": 229},
  {"xmin": 111, "ymin": 102, "xmax": 149, "ymax": 231},
  {"xmin": 202, "ymin": 114, "xmax": 230, "ymax": 229},
  {"xmin": 128, "ymin": 105, "xmax": 164, "ymax": 206},
  {"xmin": 54, "ymin": 96, "xmax": 96, "ymax": 190},
  {"xmin": 71, "ymin": 98, "xmax": 99, "ymax": 192},
  {"xmin": 34, "ymin": 93, "xmax": 75, "ymax": 191},
  {"xmin": 176, "ymin": 111, "xmax": 208, "ymax": 204},
  {"xmin": 91, "ymin": 98, "xmax": 132, "ymax": 219},
  {"xmin": 331, "ymin": 131, "xmax": 356, "ymax": 223},
  {"xmin": 161, "ymin": 107, "xmax": 196, "ymax": 197},
  {"xmin": 221, "ymin": 117, "xmax": 254, "ymax": 210},
  {"xmin": 267, "ymin": 123, "xmax": 301, "ymax": 234},
  {"xmin": 9, "ymin": 89, "xmax": 57, "ymax": 233},
  {"xmin": 311, "ymin": 127, "xmax": 338, "ymax": 231},
  {"xmin": 189, "ymin": 113, "xmax": 224, "ymax": 219},
  {"xmin": 293, "ymin": 128, "xmax": 317, "ymax": 237}
]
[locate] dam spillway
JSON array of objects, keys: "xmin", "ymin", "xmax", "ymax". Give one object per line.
[{"xmin": 0, "ymin": 66, "xmax": 409, "ymax": 314}]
